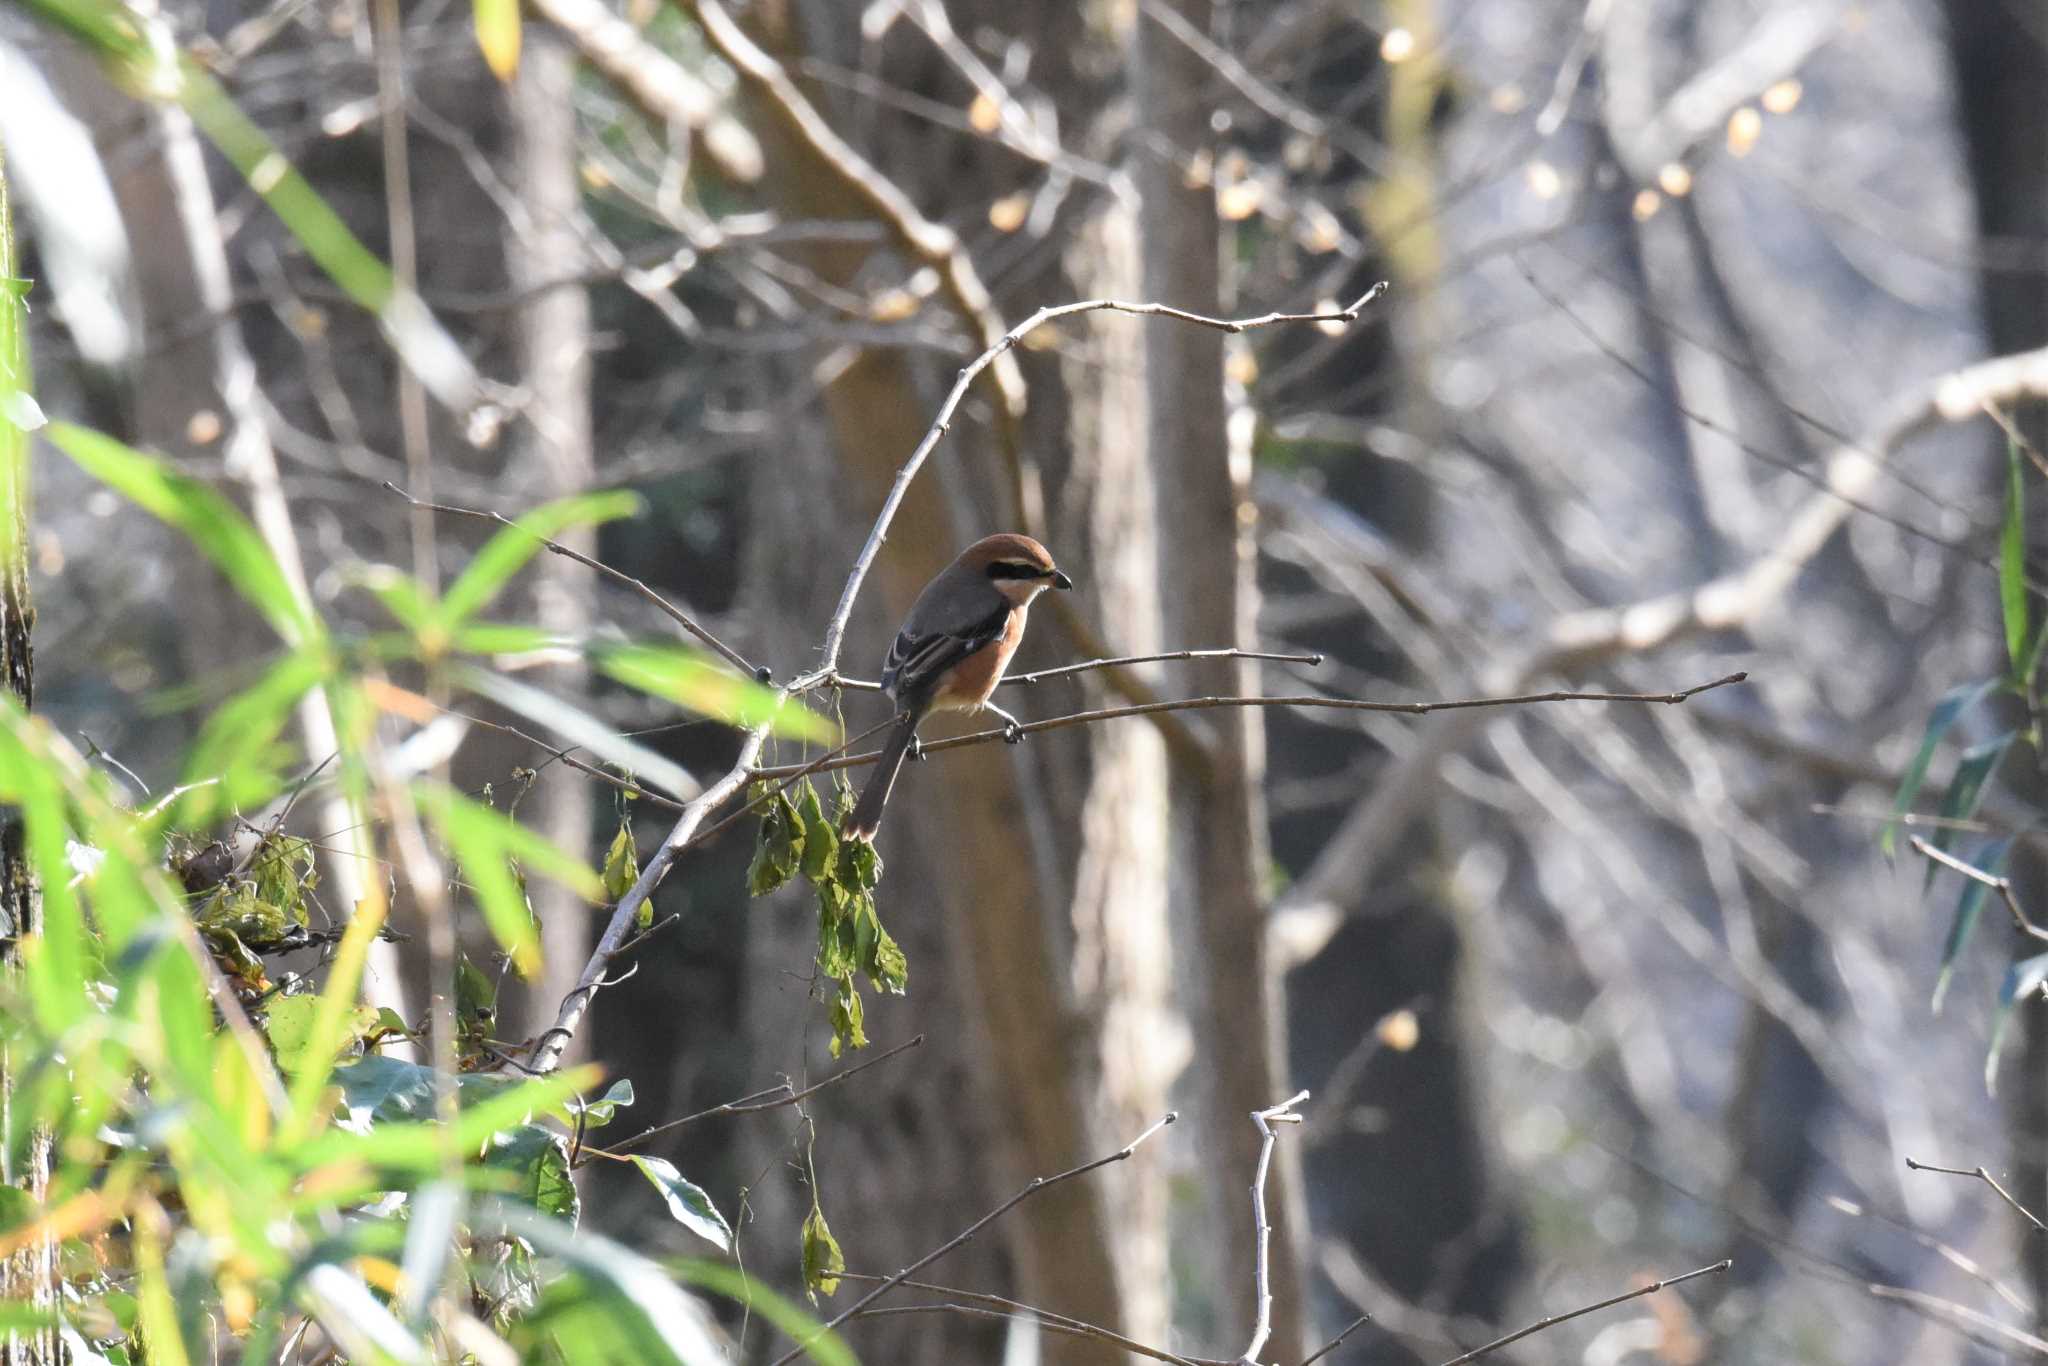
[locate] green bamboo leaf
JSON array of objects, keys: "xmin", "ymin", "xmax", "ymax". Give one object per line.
[
  {"xmin": 591, "ymin": 640, "xmax": 834, "ymax": 742},
  {"xmin": 440, "ymin": 490, "xmax": 641, "ymax": 626},
  {"xmin": 48, "ymin": 423, "xmax": 314, "ymax": 646},
  {"xmin": 457, "ymin": 664, "xmax": 700, "ymax": 804},
  {"xmin": 473, "ymin": 0, "xmax": 522, "ymax": 79},
  {"xmin": 1985, "ymin": 952, "xmax": 2048, "ymax": 1095},
  {"xmin": 630, "ymin": 1156, "xmax": 732, "ymax": 1251},
  {"xmin": 1923, "ymin": 731, "xmax": 2015, "ymax": 891},
  {"xmin": 419, "ymin": 784, "xmax": 602, "ymax": 978},
  {"xmin": 175, "ymin": 645, "xmax": 333, "ymax": 828},
  {"xmin": 2000, "ymin": 438, "xmax": 2028, "ymax": 677},
  {"xmin": 1931, "ymin": 837, "xmax": 2011, "ymax": 1014},
  {"xmin": 1882, "ymin": 679, "xmax": 1994, "ymax": 857}
]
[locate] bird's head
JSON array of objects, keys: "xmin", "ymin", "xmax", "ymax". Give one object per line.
[{"xmin": 962, "ymin": 533, "xmax": 1073, "ymax": 604}]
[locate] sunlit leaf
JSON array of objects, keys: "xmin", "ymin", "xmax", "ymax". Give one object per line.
[
  {"xmin": 2000, "ymin": 438, "xmax": 2028, "ymax": 678},
  {"xmin": 590, "ymin": 640, "xmax": 835, "ymax": 742},
  {"xmin": 1985, "ymin": 952, "xmax": 2048, "ymax": 1094},
  {"xmin": 458, "ymin": 665, "xmax": 701, "ymax": 804},
  {"xmin": 473, "ymin": 0, "xmax": 521, "ymax": 80},
  {"xmin": 486, "ymin": 1125, "xmax": 578, "ymax": 1221},
  {"xmin": 630, "ymin": 1156, "xmax": 731, "ymax": 1252},
  {"xmin": 440, "ymin": 490, "xmax": 641, "ymax": 626},
  {"xmin": 800, "ymin": 1202, "xmax": 843, "ymax": 1301},
  {"xmin": 418, "ymin": 783, "xmax": 603, "ymax": 978},
  {"xmin": 1932, "ymin": 837, "xmax": 2012, "ymax": 1014},
  {"xmin": 47, "ymin": 423, "xmax": 314, "ymax": 647},
  {"xmin": 568, "ymin": 1078, "xmax": 634, "ymax": 1129},
  {"xmin": 397, "ymin": 1181, "xmax": 462, "ymax": 1327},
  {"xmin": 1883, "ymin": 679, "xmax": 1994, "ymax": 857},
  {"xmin": 602, "ymin": 823, "xmax": 641, "ymax": 909}
]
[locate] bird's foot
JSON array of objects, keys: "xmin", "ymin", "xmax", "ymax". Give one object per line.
[{"xmin": 907, "ymin": 735, "xmax": 926, "ymax": 762}]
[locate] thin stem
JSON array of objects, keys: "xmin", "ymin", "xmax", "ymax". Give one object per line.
[
  {"xmin": 1905, "ymin": 1157, "xmax": 2048, "ymax": 1234},
  {"xmin": 1239, "ymin": 1091, "xmax": 1309, "ymax": 1366},
  {"xmin": 586, "ymin": 1034, "xmax": 926, "ymax": 1161},
  {"xmin": 767, "ymin": 1112, "xmax": 1178, "ymax": 1366},
  {"xmin": 837, "ymin": 1275, "xmax": 1211, "ymax": 1366},
  {"xmin": 1435, "ymin": 1260, "xmax": 1731, "ymax": 1366},
  {"xmin": 751, "ymin": 674, "xmax": 1751, "ymax": 781},
  {"xmin": 1909, "ymin": 835, "xmax": 2048, "ymax": 942},
  {"xmin": 1003, "ymin": 648, "xmax": 1325, "ymax": 687}
]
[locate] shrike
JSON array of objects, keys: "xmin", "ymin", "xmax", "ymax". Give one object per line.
[{"xmin": 840, "ymin": 534, "xmax": 1071, "ymax": 840}]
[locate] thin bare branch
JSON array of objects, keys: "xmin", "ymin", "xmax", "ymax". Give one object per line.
[
  {"xmin": 1909, "ymin": 835, "xmax": 2048, "ymax": 943},
  {"xmin": 587, "ymin": 1034, "xmax": 927, "ymax": 1161},
  {"xmin": 1240, "ymin": 1092, "xmax": 1310, "ymax": 1365},
  {"xmin": 1905, "ymin": 1157, "xmax": 2048, "ymax": 1234},
  {"xmin": 1436, "ymin": 1260, "xmax": 1731, "ymax": 1366},
  {"xmin": 1005, "ymin": 648, "xmax": 1325, "ymax": 687},
  {"xmin": 766, "ymin": 1112, "xmax": 1178, "ymax": 1366},
  {"xmin": 751, "ymin": 673, "xmax": 1750, "ymax": 780}
]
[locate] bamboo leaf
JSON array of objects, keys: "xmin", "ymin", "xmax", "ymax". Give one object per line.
[
  {"xmin": 2000, "ymin": 438, "xmax": 2028, "ymax": 677},
  {"xmin": 1985, "ymin": 952, "xmax": 2048, "ymax": 1094},
  {"xmin": 1923, "ymin": 731, "xmax": 2015, "ymax": 891},
  {"xmin": 1931, "ymin": 837, "xmax": 2011, "ymax": 1014},
  {"xmin": 1882, "ymin": 679, "xmax": 1994, "ymax": 857},
  {"xmin": 590, "ymin": 641, "xmax": 835, "ymax": 742},
  {"xmin": 473, "ymin": 0, "xmax": 521, "ymax": 80},
  {"xmin": 439, "ymin": 490, "xmax": 641, "ymax": 626}
]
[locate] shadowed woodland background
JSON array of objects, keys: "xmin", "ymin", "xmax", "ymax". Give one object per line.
[{"xmin": 4, "ymin": 0, "xmax": 2047, "ymax": 1361}]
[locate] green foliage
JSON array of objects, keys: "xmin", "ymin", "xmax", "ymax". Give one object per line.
[
  {"xmin": 749, "ymin": 778, "xmax": 905, "ymax": 1056},
  {"xmin": 800, "ymin": 1200, "xmax": 844, "ymax": 1303},
  {"xmin": 1887, "ymin": 435, "xmax": 2048, "ymax": 1090}
]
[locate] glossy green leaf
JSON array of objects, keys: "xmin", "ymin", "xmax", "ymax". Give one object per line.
[
  {"xmin": 568, "ymin": 1078, "xmax": 634, "ymax": 1129},
  {"xmin": 440, "ymin": 490, "xmax": 641, "ymax": 626},
  {"xmin": 590, "ymin": 640, "xmax": 835, "ymax": 742},
  {"xmin": 473, "ymin": 0, "xmax": 521, "ymax": 79},
  {"xmin": 1985, "ymin": 952, "xmax": 2048, "ymax": 1094},
  {"xmin": 308, "ymin": 1062, "xmax": 597, "ymax": 1171},
  {"xmin": 1924, "ymin": 731, "xmax": 2015, "ymax": 890},
  {"xmin": 1931, "ymin": 837, "xmax": 2011, "ymax": 1014},
  {"xmin": 47, "ymin": 422, "xmax": 314, "ymax": 647},
  {"xmin": 1883, "ymin": 679, "xmax": 1994, "ymax": 857},
  {"xmin": 631, "ymin": 1156, "xmax": 731, "ymax": 1252},
  {"xmin": 265, "ymin": 995, "xmax": 379, "ymax": 1074},
  {"xmin": 484, "ymin": 1199, "xmax": 728, "ymax": 1364},
  {"xmin": 2001, "ymin": 438, "xmax": 2028, "ymax": 677},
  {"xmin": 486, "ymin": 1125, "xmax": 578, "ymax": 1221}
]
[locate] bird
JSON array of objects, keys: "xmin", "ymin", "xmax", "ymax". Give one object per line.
[{"xmin": 840, "ymin": 533, "xmax": 1072, "ymax": 841}]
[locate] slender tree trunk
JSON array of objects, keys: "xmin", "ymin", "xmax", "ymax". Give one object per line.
[
  {"xmin": 0, "ymin": 139, "xmax": 57, "ymax": 1366},
  {"xmin": 1134, "ymin": 3, "xmax": 1308, "ymax": 1355},
  {"xmin": 505, "ymin": 27, "xmax": 598, "ymax": 1061}
]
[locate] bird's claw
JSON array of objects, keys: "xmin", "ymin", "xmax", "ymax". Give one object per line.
[
  {"xmin": 907, "ymin": 735, "xmax": 925, "ymax": 762},
  {"xmin": 1002, "ymin": 721, "xmax": 1024, "ymax": 745}
]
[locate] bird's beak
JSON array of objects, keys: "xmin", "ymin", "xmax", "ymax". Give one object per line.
[{"xmin": 1050, "ymin": 568, "xmax": 1073, "ymax": 591}]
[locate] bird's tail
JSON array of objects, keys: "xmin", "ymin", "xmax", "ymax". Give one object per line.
[{"xmin": 841, "ymin": 713, "xmax": 918, "ymax": 841}]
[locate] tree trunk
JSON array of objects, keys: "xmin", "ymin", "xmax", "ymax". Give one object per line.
[
  {"xmin": 503, "ymin": 26, "xmax": 599, "ymax": 1062},
  {"xmin": 1134, "ymin": 1, "xmax": 1308, "ymax": 1355}
]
